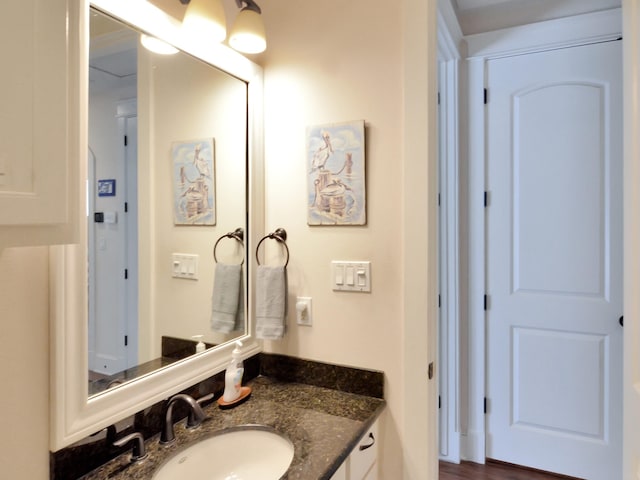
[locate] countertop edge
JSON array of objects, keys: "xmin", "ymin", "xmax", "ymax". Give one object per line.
[{"xmin": 318, "ymin": 401, "xmax": 386, "ymax": 480}]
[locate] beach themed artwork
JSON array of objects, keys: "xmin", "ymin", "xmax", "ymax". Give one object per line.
[
  {"xmin": 171, "ymin": 138, "xmax": 216, "ymax": 225},
  {"xmin": 307, "ymin": 120, "xmax": 366, "ymax": 225}
]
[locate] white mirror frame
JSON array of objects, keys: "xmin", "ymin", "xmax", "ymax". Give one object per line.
[{"xmin": 50, "ymin": 0, "xmax": 264, "ymax": 451}]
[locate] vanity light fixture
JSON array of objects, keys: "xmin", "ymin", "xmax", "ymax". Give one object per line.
[
  {"xmin": 140, "ymin": 33, "xmax": 179, "ymax": 54},
  {"xmin": 228, "ymin": 0, "xmax": 267, "ymax": 54},
  {"xmin": 181, "ymin": 0, "xmax": 227, "ymax": 44}
]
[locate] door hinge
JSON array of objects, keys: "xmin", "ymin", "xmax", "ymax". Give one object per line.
[
  {"xmin": 484, "ymin": 191, "xmax": 489, "ymax": 207},
  {"xmin": 484, "ymin": 88, "xmax": 488, "ymax": 104},
  {"xmin": 428, "ymin": 362, "xmax": 434, "ymax": 380},
  {"xmin": 439, "ymin": 395, "xmax": 442, "ymax": 409},
  {"xmin": 124, "ymin": 335, "xmax": 128, "ymax": 347},
  {"xmin": 124, "ymin": 269, "xmax": 128, "ymax": 280},
  {"xmin": 438, "ymin": 294, "xmax": 441, "ymax": 308},
  {"xmin": 484, "ymin": 294, "xmax": 488, "ymax": 310},
  {"xmin": 124, "ymin": 202, "xmax": 128, "ymax": 213},
  {"xmin": 437, "ymin": 91, "xmax": 441, "ymax": 105},
  {"xmin": 484, "ymin": 397, "xmax": 488, "ymax": 414},
  {"xmin": 124, "ymin": 135, "xmax": 128, "ymax": 146},
  {"xmin": 438, "ymin": 193, "xmax": 441, "ymax": 206}
]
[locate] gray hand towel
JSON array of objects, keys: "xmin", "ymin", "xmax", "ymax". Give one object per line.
[
  {"xmin": 211, "ymin": 263, "xmax": 242, "ymax": 333},
  {"xmin": 235, "ymin": 273, "xmax": 245, "ymax": 331},
  {"xmin": 255, "ymin": 265, "xmax": 287, "ymax": 340}
]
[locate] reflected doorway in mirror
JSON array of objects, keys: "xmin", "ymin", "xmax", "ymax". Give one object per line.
[{"xmin": 172, "ymin": 138, "xmax": 216, "ymax": 225}]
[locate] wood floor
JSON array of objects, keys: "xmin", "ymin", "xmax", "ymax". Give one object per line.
[{"xmin": 439, "ymin": 460, "xmax": 583, "ymax": 480}]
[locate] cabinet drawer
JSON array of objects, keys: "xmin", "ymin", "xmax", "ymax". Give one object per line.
[{"xmin": 349, "ymin": 421, "xmax": 378, "ymax": 480}]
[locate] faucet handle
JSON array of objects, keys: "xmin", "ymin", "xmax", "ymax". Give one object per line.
[
  {"xmin": 186, "ymin": 393, "xmax": 213, "ymax": 428},
  {"xmin": 113, "ymin": 432, "xmax": 147, "ymax": 462}
]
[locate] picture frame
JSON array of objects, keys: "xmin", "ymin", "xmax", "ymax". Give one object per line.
[
  {"xmin": 307, "ymin": 120, "xmax": 366, "ymax": 225},
  {"xmin": 97, "ymin": 179, "xmax": 116, "ymax": 197},
  {"xmin": 171, "ymin": 138, "xmax": 216, "ymax": 226}
]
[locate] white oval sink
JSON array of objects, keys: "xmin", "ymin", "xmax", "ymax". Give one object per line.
[{"xmin": 152, "ymin": 425, "xmax": 294, "ymax": 480}]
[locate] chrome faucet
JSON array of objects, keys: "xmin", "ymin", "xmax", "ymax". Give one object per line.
[
  {"xmin": 160, "ymin": 393, "xmax": 212, "ymax": 445},
  {"xmin": 113, "ymin": 432, "xmax": 147, "ymax": 462}
]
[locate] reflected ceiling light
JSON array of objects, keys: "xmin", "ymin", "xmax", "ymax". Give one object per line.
[
  {"xmin": 229, "ymin": 0, "xmax": 266, "ymax": 54},
  {"xmin": 181, "ymin": 0, "xmax": 227, "ymax": 44},
  {"xmin": 140, "ymin": 34, "xmax": 179, "ymax": 55}
]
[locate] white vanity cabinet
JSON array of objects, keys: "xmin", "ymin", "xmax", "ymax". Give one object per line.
[
  {"xmin": 0, "ymin": 0, "xmax": 83, "ymax": 248},
  {"xmin": 330, "ymin": 420, "xmax": 379, "ymax": 480}
]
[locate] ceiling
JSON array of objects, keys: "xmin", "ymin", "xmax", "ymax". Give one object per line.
[{"xmin": 452, "ymin": 0, "xmax": 621, "ymax": 35}]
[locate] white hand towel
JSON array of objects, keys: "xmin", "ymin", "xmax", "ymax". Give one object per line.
[
  {"xmin": 255, "ymin": 265, "xmax": 287, "ymax": 340},
  {"xmin": 211, "ymin": 263, "xmax": 242, "ymax": 333}
]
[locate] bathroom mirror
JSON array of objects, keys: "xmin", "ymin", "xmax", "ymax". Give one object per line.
[
  {"xmin": 50, "ymin": 0, "xmax": 263, "ymax": 450},
  {"xmin": 87, "ymin": 8, "xmax": 247, "ymax": 396}
]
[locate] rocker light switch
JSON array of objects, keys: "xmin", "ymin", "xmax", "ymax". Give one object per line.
[
  {"xmin": 345, "ymin": 266, "xmax": 355, "ymax": 286},
  {"xmin": 335, "ymin": 264, "xmax": 344, "ymax": 285}
]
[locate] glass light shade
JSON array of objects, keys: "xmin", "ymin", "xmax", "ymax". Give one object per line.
[
  {"xmin": 182, "ymin": 0, "xmax": 227, "ymax": 44},
  {"xmin": 140, "ymin": 34, "xmax": 179, "ymax": 55},
  {"xmin": 229, "ymin": 9, "xmax": 266, "ymax": 54}
]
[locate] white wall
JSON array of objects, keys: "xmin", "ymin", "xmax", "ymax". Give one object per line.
[
  {"xmin": 0, "ymin": 247, "xmax": 50, "ymax": 478},
  {"xmin": 260, "ymin": 1, "xmax": 437, "ymax": 478}
]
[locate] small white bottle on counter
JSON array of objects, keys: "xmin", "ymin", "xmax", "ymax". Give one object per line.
[
  {"xmin": 222, "ymin": 341, "xmax": 244, "ymax": 403},
  {"xmin": 192, "ymin": 335, "xmax": 206, "ymax": 353}
]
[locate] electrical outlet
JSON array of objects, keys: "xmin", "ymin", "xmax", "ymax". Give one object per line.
[{"xmin": 296, "ymin": 297, "xmax": 312, "ymax": 326}]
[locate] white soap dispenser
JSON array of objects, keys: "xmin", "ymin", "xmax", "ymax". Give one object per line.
[
  {"xmin": 192, "ymin": 335, "xmax": 206, "ymax": 353},
  {"xmin": 222, "ymin": 341, "xmax": 244, "ymax": 403}
]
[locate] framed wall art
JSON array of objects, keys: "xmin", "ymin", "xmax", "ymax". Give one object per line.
[
  {"xmin": 171, "ymin": 138, "xmax": 216, "ymax": 226},
  {"xmin": 97, "ymin": 179, "xmax": 116, "ymax": 197},
  {"xmin": 306, "ymin": 120, "xmax": 366, "ymax": 225}
]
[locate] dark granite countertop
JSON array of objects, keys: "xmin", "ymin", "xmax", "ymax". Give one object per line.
[{"xmin": 79, "ymin": 376, "xmax": 385, "ymax": 480}]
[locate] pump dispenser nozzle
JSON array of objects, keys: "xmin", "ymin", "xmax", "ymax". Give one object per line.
[{"xmin": 192, "ymin": 335, "xmax": 205, "ymax": 353}]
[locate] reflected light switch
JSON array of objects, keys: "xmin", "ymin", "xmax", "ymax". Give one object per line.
[{"xmin": 172, "ymin": 253, "xmax": 199, "ymax": 280}]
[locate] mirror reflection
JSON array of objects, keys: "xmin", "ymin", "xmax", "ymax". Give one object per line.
[{"xmin": 88, "ymin": 9, "xmax": 248, "ymax": 396}]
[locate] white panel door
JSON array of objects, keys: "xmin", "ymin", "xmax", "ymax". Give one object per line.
[{"xmin": 486, "ymin": 40, "xmax": 622, "ymax": 480}]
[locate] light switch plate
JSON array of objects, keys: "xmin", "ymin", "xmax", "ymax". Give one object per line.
[
  {"xmin": 331, "ymin": 261, "xmax": 371, "ymax": 292},
  {"xmin": 172, "ymin": 253, "xmax": 199, "ymax": 280}
]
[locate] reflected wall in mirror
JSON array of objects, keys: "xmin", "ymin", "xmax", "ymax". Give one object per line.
[{"xmin": 88, "ymin": 9, "xmax": 248, "ymax": 397}]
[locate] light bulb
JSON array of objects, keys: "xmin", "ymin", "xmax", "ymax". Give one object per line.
[
  {"xmin": 229, "ymin": 8, "xmax": 266, "ymax": 54},
  {"xmin": 182, "ymin": 0, "xmax": 227, "ymax": 44}
]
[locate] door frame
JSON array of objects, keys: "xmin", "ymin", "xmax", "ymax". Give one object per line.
[
  {"xmin": 116, "ymin": 98, "xmax": 138, "ymax": 369},
  {"xmin": 623, "ymin": 3, "xmax": 640, "ymax": 479},
  {"xmin": 437, "ymin": 0, "xmax": 464, "ymax": 464},
  {"xmin": 463, "ymin": 8, "xmax": 622, "ymax": 464}
]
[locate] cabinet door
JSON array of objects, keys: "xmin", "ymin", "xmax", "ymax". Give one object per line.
[
  {"xmin": 330, "ymin": 460, "xmax": 347, "ymax": 480},
  {"xmin": 0, "ymin": 0, "xmax": 83, "ymax": 247},
  {"xmin": 349, "ymin": 421, "xmax": 378, "ymax": 480}
]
